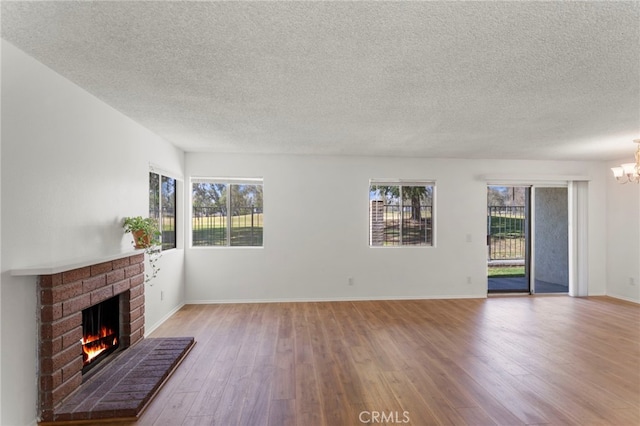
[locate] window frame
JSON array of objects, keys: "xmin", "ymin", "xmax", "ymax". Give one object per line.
[
  {"xmin": 369, "ymin": 179, "xmax": 436, "ymax": 248},
  {"xmin": 149, "ymin": 171, "xmax": 177, "ymax": 251},
  {"xmin": 190, "ymin": 177, "xmax": 264, "ymax": 248}
]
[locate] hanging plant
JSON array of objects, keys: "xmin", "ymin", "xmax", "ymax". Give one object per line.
[
  {"xmin": 123, "ymin": 216, "xmax": 162, "ymax": 283},
  {"xmin": 123, "ymin": 216, "xmax": 160, "ymax": 248}
]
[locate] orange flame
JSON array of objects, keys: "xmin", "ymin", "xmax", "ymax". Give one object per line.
[{"xmin": 81, "ymin": 326, "xmax": 118, "ymax": 365}]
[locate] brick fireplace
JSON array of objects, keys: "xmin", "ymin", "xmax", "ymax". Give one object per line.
[{"xmin": 37, "ymin": 253, "xmax": 145, "ymax": 422}]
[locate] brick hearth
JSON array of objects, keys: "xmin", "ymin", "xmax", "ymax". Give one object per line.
[
  {"xmin": 51, "ymin": 337, "xmax": 195, "ymax": 423},
  {"xmin": 37, "ymin": 253, "xmax": 145, "ymax": 422}
]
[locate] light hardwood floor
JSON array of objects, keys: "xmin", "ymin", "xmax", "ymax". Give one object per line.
[{"xmin": 115, "ymin": 296, "xmax": 639, "ymax": 425}]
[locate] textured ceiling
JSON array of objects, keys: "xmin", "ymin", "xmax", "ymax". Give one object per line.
[{"xmin": 2, "ymin": 1, "xmax": 639, "ymax": 161}]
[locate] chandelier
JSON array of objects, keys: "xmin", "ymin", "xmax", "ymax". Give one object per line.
[{"xmin": 611, "ymin": 139, "xmax": 640, "ymax": 184}]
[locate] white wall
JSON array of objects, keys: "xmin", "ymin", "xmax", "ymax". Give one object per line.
[
  {"xmin": 606, "ymin": 159, "xmax": 640, "ymax": 303},
  {"xmin": 0, "ymin": 41, "xmax": 185, "ymax": 425},
  {"xmin": 185, "ymin": 153, "xmax": 608, "ymax": 303}
]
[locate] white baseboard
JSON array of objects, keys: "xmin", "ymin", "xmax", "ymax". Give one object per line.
[
  {"xmin": 605, "ymin": 293, "xmax": 640, "ymax": 304},
  {"xmin": 184, "ymin": 294, "xmax": 486, "ymax": 305},
  {"xmin": 145, "ymin": 302, "xmax": 186, "ymax": 337}
]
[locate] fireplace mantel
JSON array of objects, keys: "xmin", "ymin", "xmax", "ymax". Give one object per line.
[{"xmin": 10, "ymin": 249, "xmax": 144, "ymax": 276}]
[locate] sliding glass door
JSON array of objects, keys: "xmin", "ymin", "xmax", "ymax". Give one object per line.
[{"xmin": 487, "ymin": 185, "xmax": 570, "ymax": 294}]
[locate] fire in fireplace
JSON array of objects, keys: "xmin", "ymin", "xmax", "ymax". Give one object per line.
[{"xmin": 81, "ymin": 295, "xmax": 120, "ymax": 374}]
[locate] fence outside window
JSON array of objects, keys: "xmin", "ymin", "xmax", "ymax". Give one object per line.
[
  {"xmin": 193, "ymin": 206, "xmax": 263, "ymax": 247},
  {"xmin": 487, "ymin": 206, "xmax": 525, "ymax": 260},
  {"xmin": 370, "ymin": 202, "xmax": 433, "ymax": 246},
  {"xmin": 150, "ymin": 208, "xmax": 176, "ymax": 250}
]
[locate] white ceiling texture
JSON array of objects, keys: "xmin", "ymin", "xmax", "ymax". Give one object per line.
[{"xmin": 2, "ymin": 1, "xmax": 639, "ymax": 161}]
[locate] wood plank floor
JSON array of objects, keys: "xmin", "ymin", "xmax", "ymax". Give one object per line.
[{"xmin": 108, "ymin": 296, "xmax": 639, "ymax": 426}]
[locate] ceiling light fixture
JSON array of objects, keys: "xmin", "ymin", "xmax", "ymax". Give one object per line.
[{"xmin": 611, "ymin": 139, "xmax": 640, "ymax": 184}]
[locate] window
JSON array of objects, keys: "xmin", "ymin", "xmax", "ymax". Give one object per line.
[
  {"xmin": 192, "ymin": 178, "xmax": 263, "ymax": 247},
  {"xmin": 369, "ymin": 180, "xmax": 434, "ymax": 246},
  {"xmin": 149, "ymin": 172, "xmax": 176, "ymax": 250}
]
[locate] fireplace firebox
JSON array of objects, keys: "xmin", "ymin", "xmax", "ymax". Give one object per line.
[{"xmin": 81, "ymin": 295, "xmax": 120, "ymax": 374}]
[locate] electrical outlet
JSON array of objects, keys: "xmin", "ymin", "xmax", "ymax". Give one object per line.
[
  {"xmin": 348, "ymin": 277, "xmax": 354, "ymax": 286},
  {"xmin": 160, "ymin": 290, "xmax": 164, "ymax": 300},
  {"xmin": 629, "ymin": 277, "xmax": 636, "ymax": 286},
  {"xmin": 466, "ymin": 276, "xmax": 472, "ymax": 285}
]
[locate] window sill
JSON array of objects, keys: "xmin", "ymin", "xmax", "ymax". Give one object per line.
[
  {"xmin": 369, "ymin": 245, "xmax": 435, "ymax": 249},
  {"xmin": 189, "ymin": 246, "xmax": 264, "ymax": 250}
]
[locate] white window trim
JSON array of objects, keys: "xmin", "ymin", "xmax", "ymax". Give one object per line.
[
  {"xmin": 189, "ymin": 177, "xmax": 264, "ymax": 248},
  {"xmin": 191, "ymin": 177, "xmax": 263, "ymax": 185}
]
